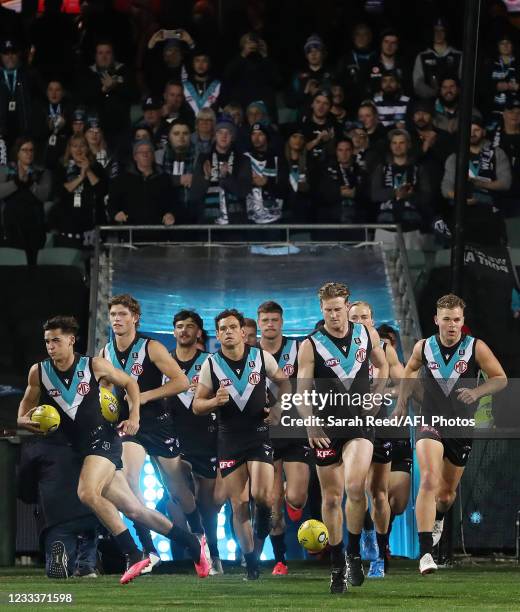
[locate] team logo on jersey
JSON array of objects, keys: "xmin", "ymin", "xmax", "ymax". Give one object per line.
[
  {"xmin": 283, "ymin": 353, "xmax": 289, "ymax": 361},
  {"xmin": 191, "ymin": 375, "xmax": 199, "ymax": 385},
  {"xmin": 325, "ymin": 358, "xmax": 340, "ymax": 367},
  {"xmin": 248, "ymin": 372, "xmax": 261, "ymax": 385},
  {"xmin": 77, "ymin": 382, "xmax": 90, "ymax": 396},
  {"xmin": 283, "ymin": 364, "xmax": 295, "ymax": 376},
  {"xmin": 220, "ymin": 378, "xmax": 232, "ymax": 387},
  {"xmin": 458, "ymin": 349, "xmax": 465, "ymax": 356},
  {"xmin": 219, "ymin": 459, "xmax": 236, "ymax": 469},
  {"xmin": 195, "ymin": 364, "xmax": 202, "ymax": 371},
  {"xmin": 428, "ymin": 361, "xmax": 440, "ymax": 370},
  {"xmin": 454, "ymin": 360, "xmax": 468, "ymax": 374},
  {"xmin": 248, "ymin": 360, "xmax": 256, "ymax": 368},
  {"xmin": 77, "ymin": 371, "xmax": 84, "ymax": 379},
  {"xmin": 48, "ymin": 388, "xmax": 61, "ymax": 397},
  {"xmin": 131, "ymin": 363, "xmax": 143, "ymax": 376},
  {"xmin": 355, "ymin": 348, "xmax": 367, "ymax": 363},
  {"xmin": 316, "ymin": 448, "xmax": 336, "ymax": 459},
  {"xmin": 132, "ymin": 352, "xmax": 138, "ymax": 358},
  {"xmin": 354, "ymin": 337, "xmax": 361, "ymax": 345}
]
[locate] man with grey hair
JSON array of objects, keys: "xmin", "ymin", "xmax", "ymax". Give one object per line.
[{"xmin": 371, "ymin": 128, "xmax": 433, "ymax": 247}]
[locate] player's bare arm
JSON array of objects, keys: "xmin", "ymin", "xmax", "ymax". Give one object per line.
[
  {"xmin": 297, "ymin": 338, "xmax": 329, "ymax": 449},
  {"xmin": 264, "ymin": 361, "xmax": 290, "ymax": 425},
  {"xmin": 456, "ymin": 340, "xmax": 507, "ymax": 405},
  {"xmin": 392, "ymin": 340, "xmax": 424, "ymax": 418},
  {"xmin": 368, "ymin": 327, "xmax": 389, "ymax": 397},
  {"xmin": 144, "ymin": 340, "xmax": 190, "ymax": 403},
  {"xmin": 17, "ymin": 364, "xmax": 44, "ymax": 434},
  {"xmin": 92, "ymin": 356, "xmax": 141, "ymax": 435}
]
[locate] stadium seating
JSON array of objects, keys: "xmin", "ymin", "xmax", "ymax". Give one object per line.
[
  {"xmin": 37, "ymin": 247, "xmax": 84, "ymax": 273},
  {"xmin": 0, "ymin": 248, "xmax": 28, "ymax": 266}
]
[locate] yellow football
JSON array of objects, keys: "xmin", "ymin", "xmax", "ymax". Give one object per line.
[
  {"xmin": 31, "ymin": 405, "xmax": 60, "ymax": 433},
  {"xmin": 297, "ymin": 519, "xmax": 329, "ymax": 553},
  {"xmin": 100, "ymin": 388, "xmax": 120, "ymax": 423}
]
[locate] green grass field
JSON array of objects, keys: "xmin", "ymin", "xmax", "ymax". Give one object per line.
[{"xmin": 0, "ymin": 561, "xmax": 519, "ymax": 611}]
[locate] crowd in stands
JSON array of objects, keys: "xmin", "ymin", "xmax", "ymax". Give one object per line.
[{"xmin": 0, "ymin": 0, "xmax": 519, "ymax": 256}]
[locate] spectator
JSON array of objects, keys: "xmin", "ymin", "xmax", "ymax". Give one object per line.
[
  {"xmin": 183, "ymin": 49, "xmax": 221, "ymax": 116},
  {"xmin": 0, "ymin": 137, "xmax": 50, "ymax": 263},
  {"xmin": 18, "ymin": 432, "xmax": 99, "ymax": 579},
  {"xmin": 192, "ymin": 115, "xmax": 243, "ymax": 224},
  {"xmin": 489, "ymin": 99, "xmax": 520, "ymax": 216},
  {"xmin": 222, "ymin": 103, "xmax": 244, "ymax": 129},
  {"xmin": 408, "ymin": 99, "xmax": 454, "ymax": 167},
  {"xmin": 363, "ymin": 29, "xmax": 412, "ymax": 96},
  {"xmin": 162, "ymin": 80, "xmax": 194, "ymax": 127},
  {"xmin": 71, "ymin": 108, "xmax": 87, "ymax": 137},
  {"xmin": 108, "ymin": 139, "xmax": 176, "ymax": 226},
  {"xmin": 442, "ymin": 116, "xmax": 511, "ymax": 245},
  {"xmin": 0, "ymin": 39, "xmax": 33, "ymax": 148},
  {"xmin": 318, "ymin": 137, "xmax": 366, "ymax": 224},
  {"xmin": 236, "ymin": 100, "xmax": 282, "ymax": 153},
  {"xmin": 371, "ymin": 129, "xmax": 433, "ymax": 246},
  {"xmin": 301, "ymin": 90, "xmax": 340, "ymax": 172},
  {"xmin": 222, "ymin": 32, "xmax": 279, "ymax": 120},
  {"xmin": 413, "ymin": 18, "xmax": 462, "ymax": 100},
  {"xmin": 237, "ymin": 123, "xmax": 288, "ymax": 224},
  {"xmin": 144, "ymin": 29, "xmax": 195, "ymax": 96},
  {"xmin": 32, "ymin": 79, "xmax": 71, "ymax": 171},
  {"xmin": 284, "ymin": 125, "xmax": 312, "ymax": 223},
  {"xmin": 286, "ymin": 34, "xmax": 333, "ymax": 111},
  {"xmin": 156, "ymin": 120, "xmax": 199, "ymax": 221},
  {"xmin": 191, "ymin": 108, "xmax": 216, "ymax": 155},
  {"xmin": 77, "ymin": 41, "xmax": 137, "ymax": 147},
  {"xmin": 84, "ymin": 115, "xmax": 118, "ymax": 179},
  {"xmin": 335, "ymin": 23, "xmax": 376, "ymax": 108},
  {"xmin": 347, "ymin": 123, "xmax": 372, "ymax": 171},
  {"xmin": 433, "ymin": 76, "xmax": 482, "ymax": 134},
  {"xmin": 330, "ymin": 83, "xmax": 351, "ymax": 130},
  {"xmin": 484, "ymin": 32, "xmax": 519, "ymax": 126},
  {"xmin": 372, "ymin": 69, "xmax": 410, "ymax": 128},
  {"xmin": 357, "ymin": 100, "xmax": 387, "ymax": 160},
  {"xmin": 50, "ymin": 135, "xmax": 107, "ymax": 248},
  {"xmin": 134, "ymin": 95, "xmax": 169, "ymax": 150}
]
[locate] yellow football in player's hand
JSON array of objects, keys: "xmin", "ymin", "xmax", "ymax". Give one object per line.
[
  {"xmin": 31, "ymin": 405, "xmax": 60, "ymax": 434},
  {"xmin": 298, "ymin": 519, "xmax": 329, "ymax": 553},
  {"xmin": 100, "ymin": 388, "xmax": 120, "ymax": 423}
]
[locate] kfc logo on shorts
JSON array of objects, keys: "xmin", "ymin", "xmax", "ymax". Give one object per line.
[
  {"xmin": 77, "ymin": 382, "xmax": 90, "ymax": 396},
  {"xmin": 248, "ymin": 372, "xmax": 261, "ymax": 385},
  {"xmin": 220, "ymin": 379, "xmax": 232, "ymax": 387},
  {"xmin": 49, "ymin": 388, "xmax": 61, "ymax": 397},
  {"xmin": 316, "ymin": 448, "xmax": 336, "ymax": 459},
  {"xmin": 131, "ymin": 363, "xmax": 143, "ymax": 376},
  {"xmin": 428, "ymin": 361, "xmax": 440, "ymax": 370},
  {"xmin": 326, "ymin": 358, "xmax": 340, "ymax": 368},
  {"xmin": 355, "ymin": 348, "xmax": 367, "ymax": 363},
  {"xmin": 219, "ymin": 459, "xmax": 236, "ymax": 469},
  {"xmin": 454, "ymin": 360, "xmax": 468, "ymax": 374},
  {"xmin": 283, "ymin": 364, "xmax": 295, "ymax": 376}
]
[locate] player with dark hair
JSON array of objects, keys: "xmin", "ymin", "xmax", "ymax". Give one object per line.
[
  {"xmin": 257, "ymin": 301, "xmax": 311, "ymax": 576},
  {"xmin": 17, "ymin": 316, "xmax": 210, "ymax": 584},
  {"xmin": 297, "ymin": 283, "xmax": 388, "ymax": 594},
  {"xmin": 101, "ymin": 294, "xmax": 208, "ymax": 571},
  {"xmin": 394, "ymin": 294, "xmax": 507, "ymax": 575},
  {"xmin": 193, "ymin": 308, "xmax": 290, "ymax": 580},
  {"xmin": 243, "ymin": 318, "xmax": 258, "ymax": 346},
  {"xmin": 169, "ymin": 309, "xmax": 223, "ymax": 575}
]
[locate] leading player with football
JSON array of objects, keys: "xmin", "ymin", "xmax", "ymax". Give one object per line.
[{"xmin": 17, "ymin": 316, "xmax": 210, "ymax": 584}]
